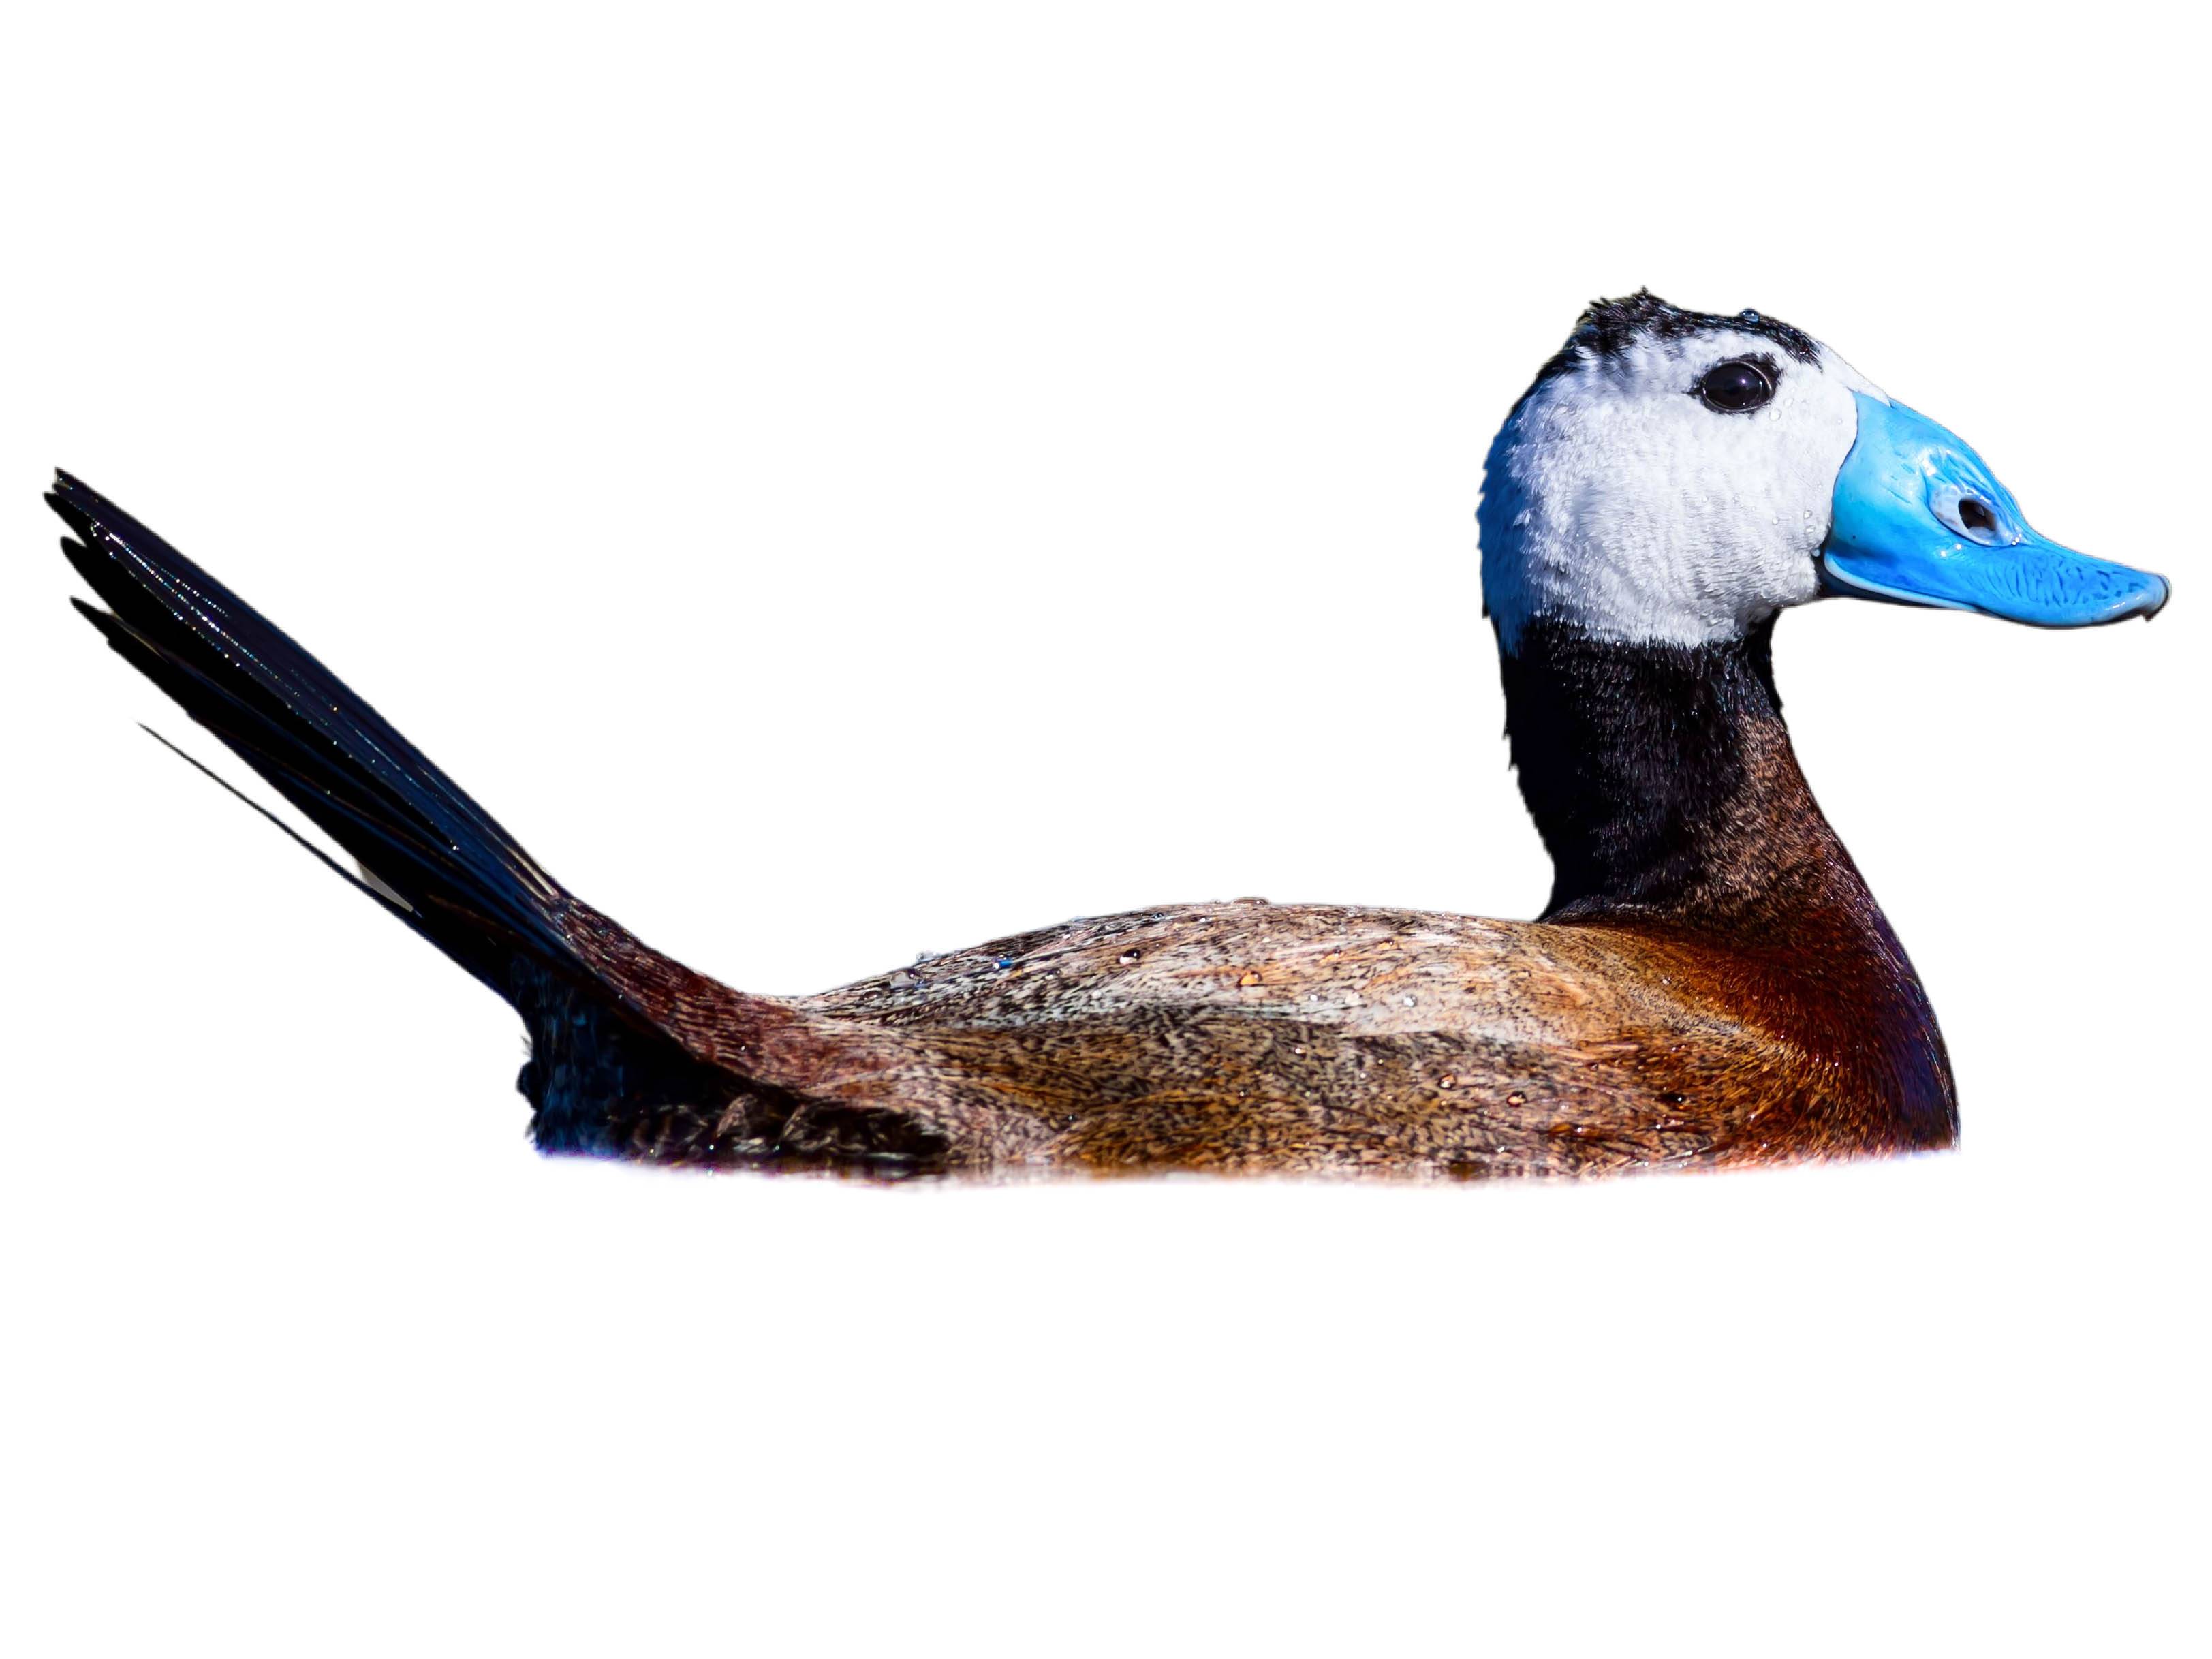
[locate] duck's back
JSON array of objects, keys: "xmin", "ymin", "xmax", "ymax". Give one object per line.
[{"xmin": 777, "ymin": 898, "xmax": 1874, "ymax": 1178}]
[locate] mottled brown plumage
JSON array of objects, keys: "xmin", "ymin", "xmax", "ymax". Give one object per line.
[{"xmin": 570, "ymin": 895, "xmax": 1946, "ymax": 1178}]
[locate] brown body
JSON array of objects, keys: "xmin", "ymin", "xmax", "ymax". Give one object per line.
[
  {"xmin": 550, "ymin": 619, "xmax": 1955, "ymax": 1177},
  {"xmin": 568, "ymin": 895, "xmax": 1946, "ymax": 1179}
]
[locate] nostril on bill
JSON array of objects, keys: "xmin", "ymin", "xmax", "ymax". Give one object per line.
[{"xmin": 1959, "ymin": 497, "xmax": 1996, "ymax": 533}]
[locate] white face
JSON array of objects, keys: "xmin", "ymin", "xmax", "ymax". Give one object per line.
[{"xmin": 1479, "ymin": 313, "xmax": 1889, "ymax": 651}]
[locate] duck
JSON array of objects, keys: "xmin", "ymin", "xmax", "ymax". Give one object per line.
[{"xmin": 46, "ymin": 291, "xmax": 2169, "ymax": 1179}]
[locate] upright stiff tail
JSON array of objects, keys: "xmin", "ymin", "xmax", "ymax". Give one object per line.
[
  {"xmin": 50, "ymin": 471, "xmax": 581, "ymax": 996},
  {"xmin": 46, "ymin": 471, "xmax": 750, "ymax": 1154}
]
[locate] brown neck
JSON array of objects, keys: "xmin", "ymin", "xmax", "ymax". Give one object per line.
[{"xmin": 1498, "ymin": 615, "xmax": 1956, "ymax": 1143}]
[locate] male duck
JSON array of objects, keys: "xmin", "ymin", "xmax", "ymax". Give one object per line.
[{"xmin": 48, "ymin": 292, "xmax": 2168, "ymax": 1178}]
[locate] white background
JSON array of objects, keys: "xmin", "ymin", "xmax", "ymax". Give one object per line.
[{"xmin": 2, "ymin": 4, "xmax": 2202, "ymax": 1654}]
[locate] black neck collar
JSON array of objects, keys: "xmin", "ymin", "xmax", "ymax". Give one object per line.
[{"xmin": 1499, "ymin": 615, "xmax": 1830, "ymax": 922}]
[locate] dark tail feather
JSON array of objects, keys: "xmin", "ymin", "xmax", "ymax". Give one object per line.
[
  {"xmin": 49, "ymin": 471, "xmax": 589, "ymax": 1002},
  {"xmin": 49, "ymin": 474, "xmax": 940, "ymax": 1167}
]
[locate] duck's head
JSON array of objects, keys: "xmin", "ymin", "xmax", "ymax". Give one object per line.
[{"xmin": 1478, "ymin": 290, "xmax": 2169, "ymax": 651}]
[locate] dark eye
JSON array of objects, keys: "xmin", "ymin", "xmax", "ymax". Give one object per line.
[
  {"xmin": 1959, "ymin": 497, "xmax": 1996, "ymax": 533},
  {"xmin": 1696, "ymin": 359, "xmax": 1774, "ymax": 414}
]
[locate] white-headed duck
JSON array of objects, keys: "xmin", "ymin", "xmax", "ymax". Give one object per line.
[{"xmin": 48, "ymin": 291, "xmax": 2168, "ymax": 1178}]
